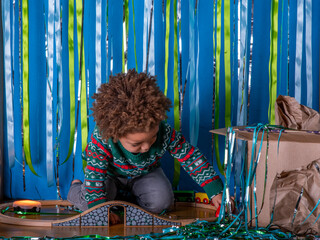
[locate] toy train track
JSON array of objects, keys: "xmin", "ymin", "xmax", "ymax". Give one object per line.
[{"xmin": 0, "ymin": 200, "xmax": 217, "ymax": 227}]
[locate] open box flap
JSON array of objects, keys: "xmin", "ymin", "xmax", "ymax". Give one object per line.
[{"xmin": 210, "ymin": 126, "xmax": 320, "ymax": 143}]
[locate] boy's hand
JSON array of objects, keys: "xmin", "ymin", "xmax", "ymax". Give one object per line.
[
  {"xmin": 211, "ymin": 193, "xmax": 235, "ymax": 215},
  {"xmin": 211, "ymin": 193, "xmax": 223, "ymax": 207}
]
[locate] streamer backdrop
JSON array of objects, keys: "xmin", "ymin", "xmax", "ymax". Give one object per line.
[{"xmin": 1, "ymin": 0, "xmax": 319, "ymax": 201}]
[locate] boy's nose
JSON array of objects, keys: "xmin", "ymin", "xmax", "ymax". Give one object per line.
[{"xmin": 141, "ymin": 143, "xmax": 151, "ymax": 152}]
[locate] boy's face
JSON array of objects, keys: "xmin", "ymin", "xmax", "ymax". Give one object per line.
[{"xmin": 119, "ymin": 126, "xmax": 159, "ymax": 154}]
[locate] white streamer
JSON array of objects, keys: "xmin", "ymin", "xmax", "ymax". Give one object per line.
[
  {"xmin": 96, "ymin": 0, "xmax": 102, "ymax": 91},
  {"xmin": 3, "ymin": 0, "xmax": 15, "ymax": 169},
  {"xmin": 46, "ymin": 0, "xmax": 55, "ymax": 186},
  {"xmin": 294, "ymin": 0, "xmax": 304, "ymax": 104},
  {"xmin": 305, "ymin": 0, "xmax": 312, "ymax": 108}
]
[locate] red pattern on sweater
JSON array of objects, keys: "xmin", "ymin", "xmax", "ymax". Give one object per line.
[
  {"xmin": 91, "ymin": 136, "xmax": 112, "ymax": 158},
  {"xmin": 88, "ymin": 196, "xmax": 107, "ymax": 205},
  {"xmin": 200, "ymin": 176, "xmax": 220, "ymax": 187},
  {"xmin": 177, "ymin": 146, "xmax": 195, "ymax": 162},
  {"xmin": 87, "ymin": 165, "xmax": 107, "ymax": 174}
]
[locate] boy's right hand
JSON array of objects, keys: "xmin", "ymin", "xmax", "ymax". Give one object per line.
[{"xmin": 212, "ymin": 193, "xmax": 235, "ymax": 216}]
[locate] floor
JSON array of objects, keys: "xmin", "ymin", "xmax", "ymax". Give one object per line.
[
  {"xmin": 0, "ymin": 202, "xmax": 216, "ymax": 238},
  {"xmin": 0, "ymin": 223, "xmax": 169, "ymax": 238}
]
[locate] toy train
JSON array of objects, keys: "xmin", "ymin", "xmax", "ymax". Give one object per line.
[{"xmin": 173, "ymin": 191, "xmax": 214, "ymax": 206}]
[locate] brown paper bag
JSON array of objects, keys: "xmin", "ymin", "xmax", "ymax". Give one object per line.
[
  {"xmin": 270, "ymin": 158, "xmax": 320, "ymax": 235},
  {"xmin": 275, "ymin": 95, "xmax": 320, "ymax": 130}
]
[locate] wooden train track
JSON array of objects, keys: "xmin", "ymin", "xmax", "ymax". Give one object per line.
[{"xmin": 0, "ymin": 200, "xmax": 217, "ymax": 227}]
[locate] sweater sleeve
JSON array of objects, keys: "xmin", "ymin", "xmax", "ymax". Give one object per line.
[
  {"xmin": 167, "ymin": 125, "xmax": 224, "ymax": 198},
  {"xmin": 83, "ymin": 130, "xmax": 112, "ymax": 209}
]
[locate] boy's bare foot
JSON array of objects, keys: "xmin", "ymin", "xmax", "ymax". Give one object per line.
[{"xmin": 110, "ymin": 212, "xmax": 121, "ymax": 225}]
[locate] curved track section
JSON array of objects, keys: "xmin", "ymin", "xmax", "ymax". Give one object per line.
[{"xmin": 0, "ymin": 200, "xmax": 216, "ymax": 227}]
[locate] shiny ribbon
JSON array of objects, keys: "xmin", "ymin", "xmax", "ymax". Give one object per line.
[
  {"xmin": 148, "ymin": 0, "xmax": 155, "ymax": 75},
  {"xmin": 305, "ymin": 0, "xmax": 312, "ymax": 108},
  {"xmin": 294, "ymin": 0, "xmax": 304, "ymax": 104},
  {"xmin": 132, "ymin": 0, "xmax": 138, "ymax": 71},
  {"xmin": 95, "ymin": 0, "xmax": 102, "ymax": 91},
  {"xmin": 46, "ymin": 0, "xmax": 55, "ymax": 186},
  {"xmin": 220, "ymin": 128, "xmax": 236, "ymax": 220},
  {"xmin": 177, "ymin": 0, "xmax": 183, "ymax": 127},
  {"xmin": 144, "ymin": 0, "xmax": 155, "ymax": 74},
  {"xmin": 3, "ymin": 0, "xmax": 15, "ymax": 169},
  {"xmin": 268, "ymin": 0, "xmax": 278, "ymax": 124},
  {"xmin": 105, "ymin": 0, "xmax": 109, "ymax": 81},
  {"xmin": 143, "ymin": 0, "xmax": 149, "ymax": 72},
  {"xmin": 291, "ymin": 187, "xmax": 304, "ymax": 226},
  {"xmin": 224, "ymin": 0, "xmax": 231, "ymax": 128},
  {"xmin": 22, "ymin": 0, "xmax": 38, "ymax": 176},
  {"xmin": 172, "ymin": 0, "xmax": 180, "ymax": 188},
  {"xmin": 106, "ymin": 0, "xmax": 109, "ymax": 80},
  {"xmin": 237, "ymin": 0, "xmax": 248, "ymax": 126},
  {"xmin": 235, "ymin": 0, "xmax": 248, "ymax": 209},
  {"xmin": 110, "ymin": 37, "xmax": 113, "ymax": 75},
  {"xmin": 164, "ymin": 0, "xmax": 170, "ymax": 96},
  {"xmin": 301, "ymin": 197, "xmax": 320, "ymax": 225},
  {"xmin": 214, "ymin": 0, "xmax": 223, "ymax": 175},
  {"xmin": 243, "ymin": 124, "xmax": 263, "ymax": 227},
  {"xmin": 122, "ymin": 0, "xmax": 128, "ymax": 73}
]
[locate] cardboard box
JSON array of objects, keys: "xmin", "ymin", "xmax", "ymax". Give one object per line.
[{"xmin": 211, "ymin": 126, "xmax": 320, "ymax": 227}]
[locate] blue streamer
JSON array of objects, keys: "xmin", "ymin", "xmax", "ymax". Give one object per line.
[
  {"xmin": 189, "ymin": 0, "xmax": 199, "ymax": 146},
  {"xmin": 3, "ymin": 0, "xmax": 15, "ymax": 169},
  {"xmin": 195, "ymin": 0, "xmax": 200, "ymax": 145},
  {"xmin": 294, "ymin": 0, "xmax": 304, "ymax": 103},
  {"xmin": 54, "ymin": 0, "xmax": 63, "ymax": 199}
]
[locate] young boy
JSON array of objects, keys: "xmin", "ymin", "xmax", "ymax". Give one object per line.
[{"xmin": 67, "ymin": 69, "xmax": 224, "ymax": 219}]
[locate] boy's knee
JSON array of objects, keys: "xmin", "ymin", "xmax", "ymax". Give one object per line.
[
  {"xmin": 67, "ymin": 182, "xmax": 88, "ymax": 211},
  {"xmin": 137, "ymin": 191, "xmax": 174, "ymax": 214}
]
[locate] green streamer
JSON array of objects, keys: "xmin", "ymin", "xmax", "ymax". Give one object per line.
[
  {"xmin": 268, "ymin": 0, "xmax": 278, "ymax": 124},
  {"xmin": 22, "ymin": 0, "xmax": 39, "ymax": 176},
  {"xmin": 164, "ymin": 0, "xmax": 170, "ymax": 96},
  {"xmin": 63, "ymin": 0, "xmax": 76, "ymax": 164},
  {"xmin": 224, "ymin": 0, "xmax": 231, "ymax": 128},
  {"xmin": 172, "ymin": 0, "xmax": 180, "ymax": 188},
  {"xmin": 132, "ymin": 0, "xmax": 138, "ymax": 70},
  {"xmin": 76, "ymin": 0, "xmax": 88, "ymax": 153},
  {"xmin": 214, "ymin": 0, "xmax": 224, "ymax": 175}
]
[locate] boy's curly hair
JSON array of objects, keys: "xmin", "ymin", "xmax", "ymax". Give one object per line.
[{"xmin": 92, "ymin": 69, "xmax": 172, "ymax": 142}]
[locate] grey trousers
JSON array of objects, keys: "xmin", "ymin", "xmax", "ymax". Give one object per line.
[{"xmin": 67, "ymin": 167, "xmax": 174, "ymax": 214}]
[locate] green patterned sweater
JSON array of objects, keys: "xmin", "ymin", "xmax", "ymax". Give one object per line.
[{"xmin": 83, "ymin": 121, "xmax": 223, "ymax": 208}]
